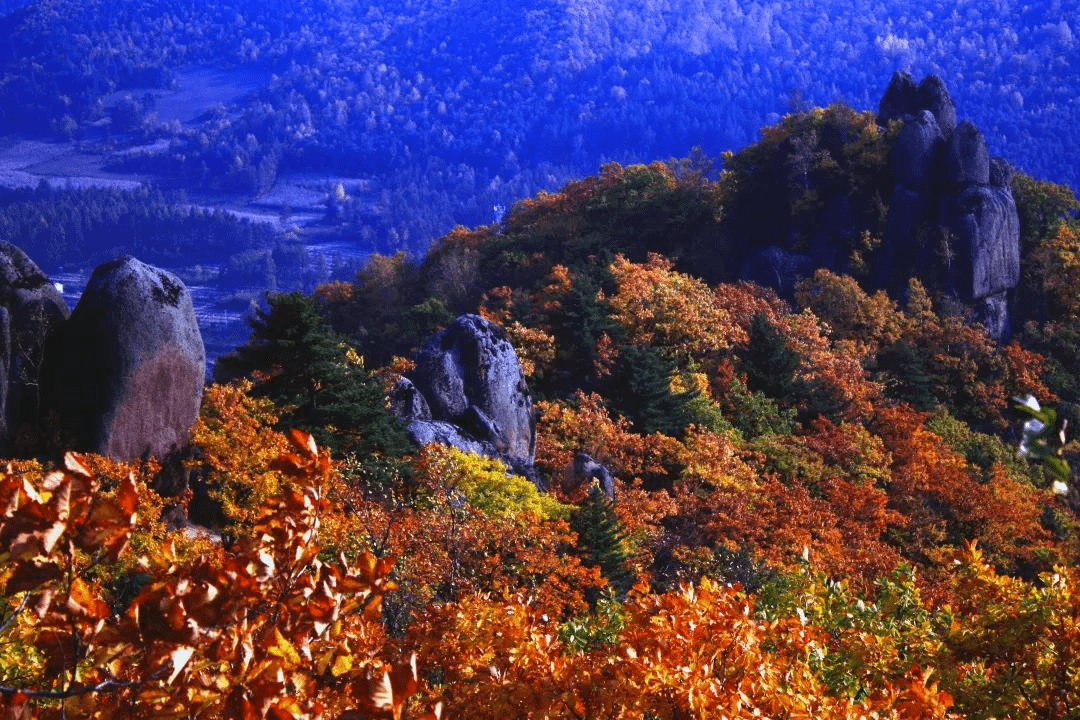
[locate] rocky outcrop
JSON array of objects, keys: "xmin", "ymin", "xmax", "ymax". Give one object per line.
[
  {"xmin": 878, "ymin": 71, "xmax": 956, "ymax": 135},
  {"xmin": 877, "ymin": 71, "xmax": 919, "ymax": 128},
  {"xmin": 915, "ymin": 74, "xmax": 957, "ymax": 135},
  {"xmin": 943, "ymin": 121, "xmax": 989, "ymax": 187},
  {"xmin": 893, "ymin": 110, "xmax": 944, "ymax": 189},
  {"xmin": 573, "ymin": 453, "xmax": 615, "ymax": 500},
  {"xmin": 0, "ymin": 242, "xmax": 69, "ymax": 451},
  {"xmin": 397, "ymin": 314, "xmax": 539, "ymax": 484},
  {"xmin": 878, "ymin": 74, "xmax": 1020, "ymax": 340},
  {"xmin": 413, "ymin": 314, "xmax": 535, "ymax": 465},
  {"xmin": 51, "ymin": 256, "xmax": 205, "ymax": 460}
]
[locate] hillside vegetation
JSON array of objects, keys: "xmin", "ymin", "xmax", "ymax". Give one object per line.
[
  {"xmin": 1, "ymin": 0, "xmax": 1077, "ymax": 254},
  {"xmin": 3, "ymin": 95, "xmax": 1080, "ymax": 716}
]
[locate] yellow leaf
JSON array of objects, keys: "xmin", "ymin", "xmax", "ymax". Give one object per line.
[
  {"xmin": 270, "ymin": 627, "xmax": 302, "ymax": 666},
  {"xmin": 331, "ymin": 654, "xmax": 354, "ymax": 677}
]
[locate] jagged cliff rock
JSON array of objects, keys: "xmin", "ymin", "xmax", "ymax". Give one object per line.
[
  {"xmin": 399, "ymin": 314, "xmax": 538, "ymax": 484},
  {"xmin": 51, "ymin": 256, "xmax": 205, "ymax": 460},
  {"xmin": 893, "ymin": 110, "xmax": 945, "ymax": 190},
  {"xmin": 0, "ymin": 242, "xmax": 69, "ymax": 451},
  {"xmin": 876, "ymin": 73, "xmax": 1020, "ymax": 340},
  {"xmin": 943, "ymin": 121, "xmax": 990, "ymax": 187},
  {"xmin": 878, "ymin": 71, "xmax": 956, "ymax": 135}
]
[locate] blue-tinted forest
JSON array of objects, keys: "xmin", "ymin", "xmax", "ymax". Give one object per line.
[{"xmin": 0, "ymin": 0, "xmax": 1076, "ymax": 255}]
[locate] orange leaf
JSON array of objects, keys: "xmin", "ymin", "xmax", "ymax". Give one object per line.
[{"xmin": 65, "ymin": 577, "xmax": 111, "ymax": 621}]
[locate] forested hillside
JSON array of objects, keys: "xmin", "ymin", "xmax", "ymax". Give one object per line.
[
  {"xmin": 1, "ymin": 0, "xmax": 1076, "ymax": 254},
  {"xmin": 3, "ymin": 91, "xmax": 1080, "ymax": 716}
]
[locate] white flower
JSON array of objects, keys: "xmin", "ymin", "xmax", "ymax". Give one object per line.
[{"xmin": 1052, "ymin": 480, "xmax": 1070, "ymax": 496}]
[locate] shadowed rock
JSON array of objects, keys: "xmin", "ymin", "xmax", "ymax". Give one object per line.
[
  {"xmin": 389, "ymin": 377, "xmax": 432, "ymax": 422},
  {"xmin": 916, "ymin": 75, "xmax": 957, "ymax": 135},
  {"xmin": 893, "ymin": 110, "xmax": 945, "ymax": 189},
  {"xmin": 879, "ymin": 186, "xmax": 934, "ymax": 292},
  {"xmin": 412, "ymin": 314, "xmax": 535, "ymax": 468},
  {"xmin": 574, "ymin": 453, "xmax": 615, "ymax": 500},
  {"xmin": 877, "ymin": 70, "xmax": 918, "ymax": 126},
  {"xmin": 54, "ymin": 256, "xmax": 204, "ymax": 460},
  {"xmin": 974, "ymin": 292, "xmax": 1011, "ymax": 343},
  {"xmin": 740, "ymin": 245, "xmax": 815, "ymax": 297},
  {"xmin": 944, "ymin": 121, "xmax": 990, "ymax": 187},
  {"xmin": 0, "ymin": 242, "xmax": 69, "ymax": 450},
  {"xmin": 989, "ymin": 156, "xmax": 1014, "ymax": 188}
]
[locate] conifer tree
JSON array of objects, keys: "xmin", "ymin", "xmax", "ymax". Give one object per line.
[
  {"xmin": 743, "ymin": 312, "xmax": 801, "ymax": 400},
  {"xmin": 571, "ymin": 484, "xmax": 635, "ymax": 597},
  {"xmin": 878, "ymin": 338, "xmax": 937, "ymax": 411},
  {"xmin": 215, "ymin": 291, "xmax": 413, "ymax": 457},
  {"xmin": 605, "ymin": 342, "xmax": 697, "ymax": 437}
]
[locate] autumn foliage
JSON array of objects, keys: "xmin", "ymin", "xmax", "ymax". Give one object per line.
[{"xmin": 6, "ymin": 129, "xmax": 1080, "ymax": 717}]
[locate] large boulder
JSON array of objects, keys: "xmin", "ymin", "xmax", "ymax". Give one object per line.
[
  {"xmin": 573, "ymin": 453, "xmax": 616, "ymax": 500},
  {"xmin": 53, "ymin": 256, "xmax": 205, "ymax": 459},
  {"xmin": 943, "ymin": 121, "xmax": 990, "ymax": 187},
  {"xmin": 412, "ymin": 314, "xmax": 535, "ymax": 469},
  {"xmin": 0, "ymin": 242, "xmax": 68, "ymax": 449},
  {"xmin": 892, "ymin": 110, "xmax": 945, "ymax": 189}
]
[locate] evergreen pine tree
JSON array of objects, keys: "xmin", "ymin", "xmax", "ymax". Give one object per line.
[
  {"xmin": 215, "ymin": 291, "xmax": 413, "ymax": 457},
  {"xmin": 877, "ymin": 338, "xmax": 937, "ymax": 411},
  {"xmin": 743, "ymin": 311, "xmax": 801, "ymax": 399},
  {"xmin": 605, "ymin": 343, "xmax": 697, "ymax": 437},
  {"xmin": 571, "ymin": 484, "xmax": 635, "ymax": 597}
]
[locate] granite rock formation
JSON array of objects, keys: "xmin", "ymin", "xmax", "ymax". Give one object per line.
[
  {"xmin": 397, "ymin": 314, "xmax": 539, "ymax": 484},
  {"xmin": 878, "ymin": 71, "xmax": 956, "ymax": 135},
  {"xmin": 0, "ymin": 242, "xmax": 69, "ymax": 451},
  {"xmin": 52, "ymin": 256, "xmax": 205, "ymax": 460},
  {"xmin": 878, "ymin": 73, "xmax": 1020, "ymax": 340}
]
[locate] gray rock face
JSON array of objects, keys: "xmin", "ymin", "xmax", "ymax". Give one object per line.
[
  {"xmin": 412, "ymin": 314, "xmax": 535, "ymax": 468},
  {"xmin": 574, "ymin": 453, "xmax": 615, "ymax": 500},
  {"xmin": 941, "ymin": 184, "xmax": 1021, "ymax": 300},
  {"xmin": 54, "ymin": 256, "xmax": 205, "ymax": 460},
  {"xmin": 893, "ymin": 110, "xmax": 944, "ymax": 189},
  {"xmin": 877, "ymin": 76, "xmax": 1020, "ymax": 340},
  {"xmin": 0, "ymin": 242, "xmax": 69, "ymax": 449},
  {"xmin": 389, "ymin": 377, "xmax": 432, "ymax": 423},
  {"xmin": 944, "ymin": 121, "xmax": 990, "ymax": 186},
  {"xmin": 916, "ymin": 75, "xmax": 957, "ymax": 135}
]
